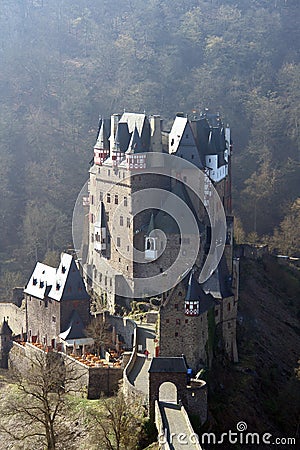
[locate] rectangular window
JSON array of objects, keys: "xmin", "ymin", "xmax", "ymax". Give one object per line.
[
  {"xmin": 166, "ymin": 319, "xmax": 169, "ymax": 323},
  {"xmin": 175, "ymin": 332, "xmax": 178, "ymax": 337},
  {"xmin": 107, "ymin": 193, "xmax": 111, "ymax": 203},
  {"xmin": 100, "ymin": 192, "xmax": 103, "ymax": 201},
  {"xmin": 120, "ymin": 216, "xmax": 124, "ymax": 226},
  {"xmin": 117, "ymin": 237, "xmax": 121, "ymax": 247},
  {"xmin": 115, "ymin": 195, "xmax": 118, "ymax": 204},
  {"xmin": 106, "ymin": 212, "xmax": 109, "ymax": 222},
  {"xmin": 175, "ymin": 304, "xmax": 178, "ymax": 311},
  {"xmin": 52, "ymin": 316, "xmax": 56, "ymax": 323},
  {"xmin": 176, "ymin": 319, "xmax": 180, "ymax": 325},
  {"xmin": 124, "ymin": 196, "xmax": 128, "ymax": 207},
  {"xmin": 127, "ymin": 218, "xmax": 130, "ymax": 228}
]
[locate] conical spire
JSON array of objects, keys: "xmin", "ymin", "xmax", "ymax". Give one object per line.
[
  {"xmin": 185, "ymin": 269, "xmax": 201, "ymax": 301},
  {"xmin": 95, "ymin": 120, "xmax": 109, "ymax": 150},
  {"xmin": 126, "ymin": 126, "xmax": 142, "ymax": 154},
  {"xmin": 146, "ymin": 212, "xmax": 155, "ymax": 235}
]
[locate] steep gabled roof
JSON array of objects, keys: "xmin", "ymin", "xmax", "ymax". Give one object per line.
[
  {"xmin": 24, "ymin": 262, "xmax": 56, "ymax": 300},
  {"xmin": 125, "ymin": 126, "xmax": 143, "ymax": 154},
  {"xmin": 120, "ymin": 112, "xmax": 147, "ymax": 136},
  {"xmin": 24, "ymin": 253, "xmax": 89, "ymax": 302},
  {"xmin": 119, "ymin": 112, "xmax": 150, "ymax": 150}
]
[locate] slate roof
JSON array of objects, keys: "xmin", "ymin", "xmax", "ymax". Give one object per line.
[
  {"xmin": 59, "ymin": 310, "xmax": 86, "ymax": 341},
  {"xmin": 0, "ymin": 319, "xmax": 13, "ymax": 335},
  {"xmin": 186, "ymin": 270, "xmax": 216, "ymax": 314},
  {"xmin": 202, "ymin": 255, "xmax": 233, "ymax": 299},
  {"xmin": 24, "ymin": 253, "xmax": 89, "ymax": 302},
  {"xmin": 125, "ymin": 126, "xmax": 143, "ymax": 154},
  {"xmin": 119, "ymin": 112, "xmax": 150, "ymax": 151},
  {"xmin": 94, "ymin": 119, "xmax": 109, "ymax": 150},
  {"xmin": 148, "ymin": 356, "xmax": 188, "ymax": 373}
]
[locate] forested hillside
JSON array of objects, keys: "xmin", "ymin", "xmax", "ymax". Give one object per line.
[{"xmin": 0, "ymin": 0, "xmax": 299, "ymax": 291}]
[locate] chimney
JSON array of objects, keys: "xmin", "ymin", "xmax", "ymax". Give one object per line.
[{"xmin": 110, "ymin": 113, "xmax": 121, "ymax": 152}]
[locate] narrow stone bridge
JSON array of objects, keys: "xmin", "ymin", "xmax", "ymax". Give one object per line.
[{"xmin": 126, "ymin": 323, "xmax": 203, "ymax": 449}]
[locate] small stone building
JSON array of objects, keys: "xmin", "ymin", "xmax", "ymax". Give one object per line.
[{"xmin": 24, "ymin": 253, "xmax": 91, "ymax": 351}]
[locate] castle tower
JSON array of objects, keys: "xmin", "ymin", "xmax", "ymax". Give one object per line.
[
  {"xmin": 85, "ymin": 111, "xmax": 238, "ymax": 367},
  {"xmin": 0, "ymin": 318, "xmax": 13, "ymax": 369}
]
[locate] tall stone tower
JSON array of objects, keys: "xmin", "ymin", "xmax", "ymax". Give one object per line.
[{"xmin": 84, "ymin": 111, "xmax": 238, "ymax": 369}]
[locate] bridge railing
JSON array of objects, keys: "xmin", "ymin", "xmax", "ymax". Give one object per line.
[
  {"xmin": 181, "ymin": 405, "xmax": 203, "ymax": 450},
  {"xmin": 122, "ymin": 321, "xmax": 145, "ymax": 402},
  {"xmin": 155, "ymin": 400, "xmax": 171, "ymax": 450}
]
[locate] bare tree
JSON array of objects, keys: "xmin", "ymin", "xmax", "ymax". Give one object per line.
[
  {"xmin": 0, "ymin": 349, "xmax": 86, "ymax": 450},
  {"xmin": 88, "ymin": 390, "xmax": 144, "ymax": 450},
  {"xmin": 85, "ymin": 315, "xmax": 112, "ymax": 356}
]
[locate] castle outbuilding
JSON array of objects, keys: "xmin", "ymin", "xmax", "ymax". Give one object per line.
[{"xmin": 24, "ymin": 253, "xmax": 91, "ymax": 352}]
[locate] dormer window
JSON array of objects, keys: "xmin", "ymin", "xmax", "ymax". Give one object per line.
[
  {"xmin": 33, "ymin": 278, "xmax": 37, "ymax": 286},
  {"xmin": 39, "ymin": 281, "xmax": 44, "ymax": 288},
  {"xmin": 62, "ymin": 266, "xmax": 66, "ymax": 274},
  {"xmin": 56, "ymin": 283, "xmax": 60, "ymax": 290}
]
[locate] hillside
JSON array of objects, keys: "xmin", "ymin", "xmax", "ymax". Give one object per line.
[
  {"xmin": 0, "ymin": 0, "xmax": 299, "ymax": 291},
  {"xmin": 207, "ymin": 255, "xmax": 300, "ymax": 445}
]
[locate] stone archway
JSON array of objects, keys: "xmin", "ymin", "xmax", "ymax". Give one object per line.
[{"xmin": 159, "ymin": 381, "xmax": 177, "ymax": 403}]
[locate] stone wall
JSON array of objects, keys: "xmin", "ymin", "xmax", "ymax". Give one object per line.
[
  {"xmin": 26, "ymin": 295, "xmax": 60, "ymax": 345},
  {"xmin": 9, "ymin": 342, "xmax": 122, "ymax": 399},
  {"xmin": 186, "ymin": 379, "xmax": 207, "ymax": 425},
  {"xmin": 122, "ymin": 321, "xmax": 145, "ymax": 402},
  {"xmin": 155, "ymin": 400, "xmax": 171, "ymax": 450},
  {"xmin": 106, "ymin": 315, "xmax": 135, "ymax": 349},
  {"xmin": 0, "ymin": 302, "xmax": 26, "ymax": 336}
]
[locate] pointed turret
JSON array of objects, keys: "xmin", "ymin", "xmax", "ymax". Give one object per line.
[
  {"xmin": 184, "ymin": 269, "xmax": 215, "ymax": 316},
  {"xmin": 111, "ymin": 124, "xmax": 127, "ymax": 166},
  {"xmin": 126, "ymin": 126, "xmax": 142, "ymax": 154},
  {"xmin": 94, "ymin": 120, "xmax": 110, "ymax": 165}
]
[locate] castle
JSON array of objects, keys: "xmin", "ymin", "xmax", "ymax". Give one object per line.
[
  {"xmin": 0, "ymin": 111, "xmax": 239, "ymax": 444},
  {"xmin": 83, "ymin": 111, "xmax": 239, "ymax": 371}
]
